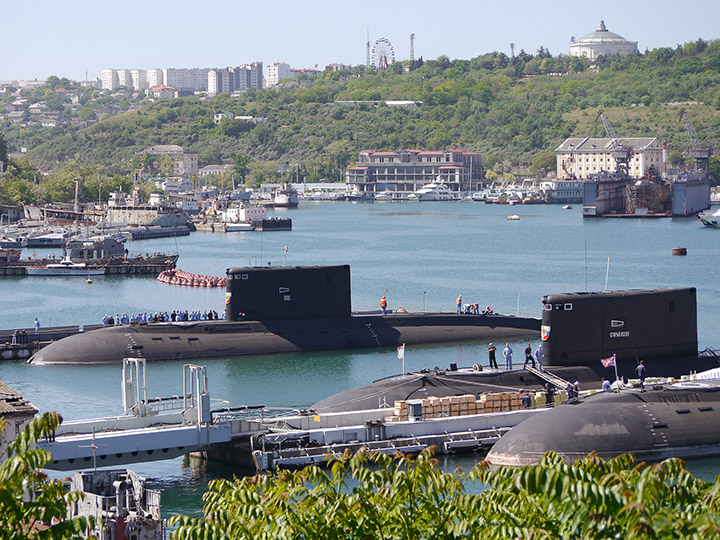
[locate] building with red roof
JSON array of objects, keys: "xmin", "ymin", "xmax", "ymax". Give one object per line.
[{"xmin": 345, "ymin": 148, "xmax": 482, "ymax": 198}]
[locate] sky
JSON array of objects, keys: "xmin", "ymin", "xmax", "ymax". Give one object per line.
[{"xmin": 2, "ymin": 0, "xmax": 719, "ymax": 82}]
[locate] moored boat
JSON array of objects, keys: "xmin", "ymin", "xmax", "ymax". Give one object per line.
[
  {"xmin": 408, "ymin": 179, "xmax": 457, "ymax": 201},
  {"xmin": 25, "ymin": 256, "xmax": 105, "ymax": 276},
  {"xmin": 698, "ymin": 208, "xmax": 720, "ymax": 228}
]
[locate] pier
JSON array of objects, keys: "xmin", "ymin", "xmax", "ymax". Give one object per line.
[
  {"xmin": 38, "ymin": 359, "xmax": 268, "ymax": 470},
  {"xmin": 36, "ymin": 358, "xmax": 547, "ymax": 472},
  {"xmin": 0, "ymin": 324, "xmax": 103, "ymax": 360}
]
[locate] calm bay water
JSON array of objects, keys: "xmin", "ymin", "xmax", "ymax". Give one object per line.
[{"xmin": 1, "ymin": 201, "xmax": 719, "ymax": 516}]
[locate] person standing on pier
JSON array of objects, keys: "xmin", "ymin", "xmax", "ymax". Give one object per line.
[
  {"xmin": 33, "ymin": 318, "xmax": 40, "ymax": 334},
  {"xmin": 381, "ymin": 296, "xmax": 387, "ymax": 315},
  {"xmin": 503, "ymin": 343, "xmax": 513, "ymax": 370},
  {"xmin": 487, "ymin": 343, "xmax": 498, "ymax": 369}
]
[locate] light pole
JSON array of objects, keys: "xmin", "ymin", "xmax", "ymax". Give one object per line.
[{"xmin": 423, "ymin": 290, "xmax": 426, "ymax": 313}]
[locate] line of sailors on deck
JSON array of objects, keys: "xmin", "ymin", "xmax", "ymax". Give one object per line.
[{"xmin": 103, "ymin": 309, "xmax": 225, "ymax": 325}]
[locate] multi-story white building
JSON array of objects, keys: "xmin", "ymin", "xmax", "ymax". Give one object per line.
[
  {"xmin": 147, "ymin": 68, "xmax": 163, "ymax": 87},
  {"xmin": 208, "ymin": 62, "xmax": 263, "ymax": 95},
  {"xmin": 130, "ymin": 69, "xmax": 148, "ymax": 91},
  {"xmin": 116, "ymin": 69, "xmax": 132, "ymax": 89},
  {"xmin": 570, "ymin": 21, "xmax": 639, "ymax": 60},
  {"xmin": 138, "ymin": 144, "xmax": 199, "ymax": 179},
  {"xmin": 345, "ymin": 149, "xmax": 483, "ymax": 197},
  {"xmin": 163, "ymin": 68, "xmax": 210, "ymax": 91},
  {"xmin": 266, "ymin": 62, "xmax": 291, "ymax": 87},
  {"xmin": 556, "ymin": 137, "xmax": 663, "ymax": 180},
  {"xmin": 101, "ymin": 69, "xmax": 119, "ymax": 90}
]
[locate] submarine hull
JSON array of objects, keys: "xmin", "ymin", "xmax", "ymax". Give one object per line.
[
  {"xmin": 487, "ymin": 380, "xmax": 720, "ymax": 466},
  {"xmin": 29, "ymin": 313, "xmax": 540, "ymax": 365},
  {"xmin": 311, "ymin": 365, "xmax": 603, "ymax": 414}
]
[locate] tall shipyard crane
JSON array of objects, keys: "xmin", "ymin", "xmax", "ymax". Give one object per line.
[
  {"xmin": 595, "ymin": 110, "xmax": 631, "ymax": 176},
  {"xmin": 679, "ymin": 109, "xmax": 712, "ymax": 172}
]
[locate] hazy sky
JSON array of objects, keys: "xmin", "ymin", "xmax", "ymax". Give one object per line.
[{"xmin": 2, "ymin": 0, "xmax": 718, "ymax": 81}]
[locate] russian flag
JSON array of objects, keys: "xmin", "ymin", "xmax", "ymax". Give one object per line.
[{"xmin": 601, "ymin": 354, "xmax": 616, "ymax": 368}]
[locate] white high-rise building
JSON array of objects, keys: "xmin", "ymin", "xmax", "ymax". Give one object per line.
[
  {"xmin": 101, "ymin": 69, "xmax": 118, "ymax": 90},
  {"xmin": 130, "ymin": 69, "xmax": 148, "ymax": 91},
  {"xmin": 163, "ymin": 68, "xmax": 210, "ymax": 91},
  {"xmin": 207, "ymin": 62, "xmax": 263, "ymax": 95},
  {"xmin": 266, "ymin": 62, "xmax": 290, "ymax": 87},
  {"xmin": 147, "ymin": 68, "xmax": 163, "ymax": 87},
  {"xmin": 116, "ymin": 69, "xmax": 132, "ymax": 88}
]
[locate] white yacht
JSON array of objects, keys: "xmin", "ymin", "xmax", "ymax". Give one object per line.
[{"xmin": 408, "ymin": 180, "xmax": 457, "ymax": 201}]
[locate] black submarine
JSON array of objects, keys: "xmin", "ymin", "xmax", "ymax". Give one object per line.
[
  {"xmin": 486, "ymin": 378, "xmax": 720, "ymax": 466},
  {"xmin": 312, "ymin": 286, "xmax": 720, "ymax": 413},
  {"xmin": 29, "ymin": 265, "xmax": 539, "ymax": 365}
]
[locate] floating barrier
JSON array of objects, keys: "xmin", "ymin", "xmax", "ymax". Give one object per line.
[{"xmin": 157, "ymin": 269, "xmax": 226, "ymax": 288}]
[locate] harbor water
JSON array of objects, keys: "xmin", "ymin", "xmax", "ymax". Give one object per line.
[{"xmin": 1, "ymin": 201, "xmax": 719, "ymax": 516}]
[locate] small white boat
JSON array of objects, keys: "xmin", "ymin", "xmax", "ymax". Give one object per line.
[
  {"xmin": 562, "ymin": 204, "xmax": 573, "ymax": 210},
  {"xmin": 698, "ymin": 208, "xmax": 720, "ymax": 228},
  {"xmin": 25, "ymin": 256, "xmax": 105, "ymax": 277},
  {"xmin": 507, "ymin": 215, "xmax": 520, "ymax": 221}
]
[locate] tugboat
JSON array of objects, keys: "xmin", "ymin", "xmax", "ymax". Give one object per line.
[{"xmin": 272, "ymin": 183, "xmax": 299, "ymax": 208}]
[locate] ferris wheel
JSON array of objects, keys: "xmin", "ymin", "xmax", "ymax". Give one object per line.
[{"xmin": 372, "ymin": 37, "xmax": 395, "ymax": 70}]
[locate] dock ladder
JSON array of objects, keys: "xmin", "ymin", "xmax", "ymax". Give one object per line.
[{"xmin": 525, "ymin": 366, "xmax": 571, "ymax": 390}]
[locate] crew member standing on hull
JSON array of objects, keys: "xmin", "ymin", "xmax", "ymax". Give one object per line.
[
  {"xmin": 535, "ymin": 344, "xmax": 544, "ymax": 371},
  {"xmin": 523, "ymin": 343, "xmax": 535, "ymax": 369},
  {"xmin": 487, "ymin": 343, "xmax": 498, "ymax": 369},
  {"xmin": 503, "ymin": 343, "xmax": 513, "ymax": 370},
  {"xmin": 456, "ymin": 295, "xmax": 462, "ymax": 314},
  {"xmin": 381, "ymin": 296, "xmax": 387, "ymax": 315},
  {"xmin": 636, "ymin": 360, "xmax": 647, "ymax": 391}
]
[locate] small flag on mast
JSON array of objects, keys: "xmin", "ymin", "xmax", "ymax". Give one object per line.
[
  {"xmin": 397, "ymin": 343, "xmax": 405, "ymax": 360},
  {"xmin": 601, "ymin": 354, "xmax": 616, "ymax": 368}
]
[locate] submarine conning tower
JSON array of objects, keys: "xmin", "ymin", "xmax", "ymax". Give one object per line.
[
  {"xmin": 225, "ymin": 265, "xmax": 352, "ymax": 322},
  {"xmin": 541, "ymin": 287, "xmax": 698, "ymax": 378}
]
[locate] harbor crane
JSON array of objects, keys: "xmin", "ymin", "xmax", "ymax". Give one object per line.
[
  {"xmin": 679, "ymin": 109, "xmax": 712, "ymax": 172},
  {"xmin": 595, "ymin": 110, "xmax": 631, "ymax": 176}
]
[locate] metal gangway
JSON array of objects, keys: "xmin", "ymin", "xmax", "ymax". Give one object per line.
[
  {"xmin": 525, "ymin": 365, "xmax": 571, "ymax": 390},
  {"xmin": 38, "ymin": 358, "xmax": 267, "ymax": 471}
]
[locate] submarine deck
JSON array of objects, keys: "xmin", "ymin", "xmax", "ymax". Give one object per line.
[{"xmin": 29, "ymin": 311, "xmax": 541, "ymax": 365}]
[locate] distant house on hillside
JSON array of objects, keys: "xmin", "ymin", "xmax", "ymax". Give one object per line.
[{"xmin": 146, "ymin": 84, "xmax": 177, "ymax": 99}]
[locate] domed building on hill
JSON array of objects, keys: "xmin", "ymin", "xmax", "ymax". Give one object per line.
[{"xmin": 570, "ymin": 20, "xmax": 639, "ymax": 60}]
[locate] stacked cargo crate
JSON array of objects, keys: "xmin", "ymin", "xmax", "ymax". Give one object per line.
[{"xmin": 385, "ymin": 391, "xmax": 529, "ymax": 422}]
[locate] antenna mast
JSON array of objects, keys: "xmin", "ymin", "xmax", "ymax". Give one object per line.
[
  {"xmin": 366, "ymin": 29, "xmax": 371, "ymax": 68},
  {"xmin": 410, "ymin": 33, "xmax": 415, "ymax": 63}
]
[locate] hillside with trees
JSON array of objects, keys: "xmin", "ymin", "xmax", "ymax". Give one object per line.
[{"xmin": 2, "ymin": 39, "xmax": 720, "ymax": 205}]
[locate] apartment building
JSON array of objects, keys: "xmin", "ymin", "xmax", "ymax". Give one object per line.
[
  {"xmin": 208, "ymin": 62, "xmax": 263, "ymax": 95},
  {"xmin": 266, "ymin": 62, "xmax": 291, "ymax": 87}
]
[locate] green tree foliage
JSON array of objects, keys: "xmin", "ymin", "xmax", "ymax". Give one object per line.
[
  {"xmin": 0, "ymin": 412, "xmax": 92, "ymax": 539},
  {"xmin": 169, "ymin": 448, "xmax": 720, "ymax": 540}
]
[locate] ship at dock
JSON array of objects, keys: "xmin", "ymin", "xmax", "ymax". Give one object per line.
[{"xmin": 0, "ymin": 236, "xmax": 177, "ymax": 277}]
